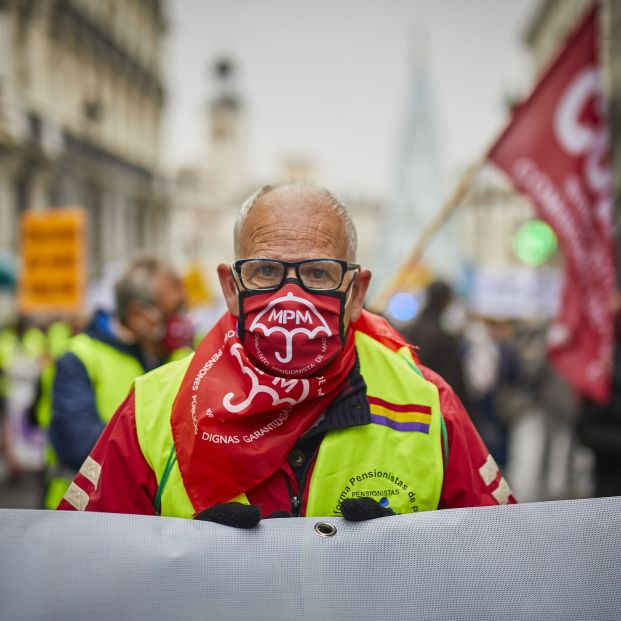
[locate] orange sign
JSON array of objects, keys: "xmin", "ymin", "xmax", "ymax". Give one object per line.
[{"xmin": 19, "ymin": 209, "xmax": 87, "ymax": 315}]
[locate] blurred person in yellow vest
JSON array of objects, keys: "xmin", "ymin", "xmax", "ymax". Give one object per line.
[
  {"xmin": 0, "ymin": 323, "xmax": 18, "ymax": 417},
  {"xmin": 34, "ymin": 320, "xmax": 74, "ymax": 430},
  {"xmin": 31, "ymin": 318, "xmax": 78, "ymax": 507},
  {"xmin": 47, "ymin": 257, "xmax": 193, "ymax": 508},
  {"xmin": 0, "ymin": 317, "xmax": 47, "ymax": 477},
  {"xmin": 0, "ymin": 323, "xmax": 18, "ymax": 473}
]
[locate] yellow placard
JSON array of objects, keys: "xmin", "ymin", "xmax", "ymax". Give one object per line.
[
  {"xmin": 18, "ymin": 209, "xmax": 87, "ymax": 315},
  {"xmin": 183, "ymin": 262, "xmax": 214, "ymax": 308}
]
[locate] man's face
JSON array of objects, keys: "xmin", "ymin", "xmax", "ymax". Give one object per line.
[
  {"xmin": 153, "ymin": 272, "xmax": 187, "ymax": 319},
  {"xmin": 128, "ymin": 271, "xmax": 187, "ymax": 345},
  {"xmin": 217, "ymin": 186, "xmax": 371, "ymax": 332}
]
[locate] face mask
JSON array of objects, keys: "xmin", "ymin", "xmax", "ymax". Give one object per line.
[
  {"xmin": 162, "ymin": 314, "xmax": 194, "ymax": 353},
  {"xmin": 238, "ymin": 280, "xmax": 351, "ymax": 377}
]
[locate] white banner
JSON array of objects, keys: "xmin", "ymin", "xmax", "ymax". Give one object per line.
[
  {"xmin": 469, "ymin": 266, "xmax": 562, "ymax": 319},
  {"xmin": 1, "ymin": 498, "xmax": 620, "ymax": 620}
]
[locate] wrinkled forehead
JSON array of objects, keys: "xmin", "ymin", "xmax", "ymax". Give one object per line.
[{"xmin": 238, "ymin": 189, "xmax": 349, "ymax": 260}]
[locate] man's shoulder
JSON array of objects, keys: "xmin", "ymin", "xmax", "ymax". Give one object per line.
[
  {"xmin": 418, "ymin": 363, "xmax": 449, "ymax": 388},
  {"xmin": 417, "ymin": 364, "xmax": 464, "ymax": 420},
  {"xmin": 55, "ymin": 334, "xmax": 97, "ymax": 373},
  {"xmin": 133, "ymin": 354, "xmax": 195, "ymax": 427},
  {"xmin": 66, "ymin": 330, "xmax": 122, "ymax": 359},
  {"xmin": 137, "ymin": 352, "xmax": 194, "ymax": 388},
  {"xmin": 77, "ymin": 312, "xmax": 147, "ymax": 365}
]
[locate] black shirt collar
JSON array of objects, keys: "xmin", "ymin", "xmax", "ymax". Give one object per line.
[{"xmin": 302, "ymin": 350, "xmax": 371, "ymax": 440}]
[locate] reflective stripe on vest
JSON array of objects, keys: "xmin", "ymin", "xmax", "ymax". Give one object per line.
[{"xmin": 134, "ymin": 331, "xmax": 444, "ymax": 518}]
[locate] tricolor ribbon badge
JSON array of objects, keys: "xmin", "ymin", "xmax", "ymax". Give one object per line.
[{"xmin": 368, "ymin": 396, "xmax": 431, "ymax": 434}]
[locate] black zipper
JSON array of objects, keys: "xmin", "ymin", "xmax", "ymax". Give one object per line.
[
  {"xmin": 286, "ymin": 457, "xmax": 313, "ymax": 517},
  {"xmin": 290, "ymin": 494, "xmax": 301, "ymax": 515}
]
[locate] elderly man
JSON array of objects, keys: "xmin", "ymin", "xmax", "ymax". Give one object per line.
[
  {"xmin": 58, "ymin": 184, "xmax": 514, "ymax": 521},
  {"xmin": 48, "ymin": 257, "xmax": 191, "ymax": 510}
]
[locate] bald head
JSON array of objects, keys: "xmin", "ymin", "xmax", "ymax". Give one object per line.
[
  {"xmin": 218, "ymin": 183, "xmax": 371, "ymax": 324},
  {"xmin": 234, "ymin": 183, "xmax": 357, "ymax": 262}
]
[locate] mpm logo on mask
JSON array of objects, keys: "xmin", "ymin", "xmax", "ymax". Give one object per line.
[
  {"xmin": 239, "ymin": 283, "xmax": 346, "ymax": 377},
  {"xmin": 268, "ymin": 309, "xmax": 313, "ymax": 325}
]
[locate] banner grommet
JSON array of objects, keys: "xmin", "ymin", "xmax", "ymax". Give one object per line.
[{"xmin": 314, "ymin": 522, "xmax": 337, "ymax": 537}]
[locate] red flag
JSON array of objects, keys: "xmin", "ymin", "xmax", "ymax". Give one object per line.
[{"xmin": 488, "ymin": 6, "xmax": 616, "ymax": 403}]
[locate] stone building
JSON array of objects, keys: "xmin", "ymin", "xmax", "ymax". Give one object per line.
[
  {"xmin": 170, "ymin": 59, "xmax": 253, "ymax": 280},
  {"xmin": 0, "ymin": 0, "xmax": 168, "ymax": 297}
]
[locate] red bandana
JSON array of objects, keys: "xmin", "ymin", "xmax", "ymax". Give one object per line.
[{"xmin": 171, "ymin": 312, "xmax": 356, "ymax": 513}]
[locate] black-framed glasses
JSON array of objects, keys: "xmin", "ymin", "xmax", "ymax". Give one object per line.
[{"xmin": 233, "ymin": 258, "xmax": 361, "ymax": 292}]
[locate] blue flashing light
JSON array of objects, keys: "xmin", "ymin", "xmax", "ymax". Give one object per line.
[{"xmin": 387, "ymin": 292, "xmax": 418, "ymax": 322}]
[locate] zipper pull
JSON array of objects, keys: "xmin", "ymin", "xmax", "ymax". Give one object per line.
[{"xmin": 290, "ymin": 495, "xmax": 301, "ymax": 515}]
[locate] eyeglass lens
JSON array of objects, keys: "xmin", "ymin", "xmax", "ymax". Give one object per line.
[{"xmin": 240, "ymin": 260, "xmax": 344, "ymax": 290}]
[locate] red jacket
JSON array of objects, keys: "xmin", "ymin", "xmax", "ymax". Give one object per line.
[{"xmin": 58, "ymin": 363, "xmax": 515, "ymax": 516}]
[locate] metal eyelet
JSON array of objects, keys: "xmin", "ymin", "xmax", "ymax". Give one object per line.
[{"xmin": 314, "ymin": 521, "xmax": 337, "ymax": 537}]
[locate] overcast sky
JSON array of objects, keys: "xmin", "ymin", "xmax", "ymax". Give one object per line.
[{"xmin": 163, "ymin": 0, "xmax": 539, "ymax": 198}]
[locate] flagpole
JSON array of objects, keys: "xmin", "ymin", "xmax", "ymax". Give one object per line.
[{"xmin": 370, "ymin": 157, "xmax": 485, "ymax": 312}]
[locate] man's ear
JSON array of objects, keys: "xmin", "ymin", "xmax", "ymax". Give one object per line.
[
  {"xmin": 217, "ymin": 263, "xmax": 240, "ymax": 316},
  {"xmin": 349, "ymin": 269, "xmax": 371, "ymax": 322}
]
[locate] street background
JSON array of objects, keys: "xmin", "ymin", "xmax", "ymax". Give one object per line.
[{"xmin": 1, "ymin": 0, "xmax": 620, "ymax": 508}]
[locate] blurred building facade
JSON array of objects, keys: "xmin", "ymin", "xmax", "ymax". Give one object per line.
[
  {"xmin": 0, "ymin": 0, "xmax": 168, "ymax": 291},
  {"xmin": 458, "ymin": 168, "xmax": 562, "ymax": 319},
  {"xmin": 524, "ymin": 0, "xmax": 621, "ymax": 272},
  {"xmin": 459, "ymin": 172, "xmax": 534, "ymax": 271},
  {"xmin": 171, "ymin": 59, "xmax": 253, "ymax": 280},
  {"xmin": 172, "ymin": 59, "xmax": 382, "ymax": 288},
  {"xmin": 372, "ymin": 49, "xmax": 450, "ymax": 301}
]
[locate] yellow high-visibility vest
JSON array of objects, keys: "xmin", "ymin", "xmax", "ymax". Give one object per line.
[{"xmin": 134, "ymin": 330, "xmax": 445, "ymax": 518}]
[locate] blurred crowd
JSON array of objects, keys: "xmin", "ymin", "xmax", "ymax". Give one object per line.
[
  {"xmin": 1, "ymin": 269, "xmax": 620, "ymax": 509},
  {"xmin": 398, "ymin": 280, "xmax": 621, "ymax": 503},
  {"xmin": 0, "ymin": 256, "xmax": 207, "ymax": 509}
]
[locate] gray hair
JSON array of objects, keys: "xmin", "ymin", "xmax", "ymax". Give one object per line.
[
  {"xmin": 114, "ymin": 257, "xmax": 173, "ymax": 324},
  {"xmin": 233, "ymin": 183, "xmax": 358, "ymax": 261}
]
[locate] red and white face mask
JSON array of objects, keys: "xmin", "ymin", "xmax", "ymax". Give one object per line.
[{"xmin": 237, "ymin": 281, "xmax": 349, "ymax": 377}]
